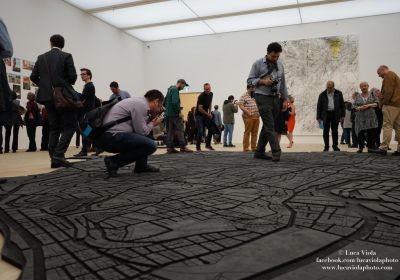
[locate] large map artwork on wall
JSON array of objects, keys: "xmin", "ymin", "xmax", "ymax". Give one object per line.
[{"xmin": 280, "ymin": 35, "xmax": 359, "ymax": 135}]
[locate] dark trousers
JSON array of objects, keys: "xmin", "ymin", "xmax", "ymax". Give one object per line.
[
  {"xmin": 41, "ymin": 119, "xmax": 49, "ymax": 150},
  {"xmin": 196, "ymin": 115, "xmax": 213, "ymax": 148},
  {"xmin": 254, "ymin": 94, "xmax": 281, "ymax": 155},
  {"xmin": 375, "ymin": 123, "xmax": 382, "ymax": 148},
  {"xmin": 343, "ymin": 128, "xmax": 351, "ymax": 145},
  {"xmin": 0, "ymin": 125, "xmax": 4, "ymax": 151},
  {"xmin": 45, "ymin": 102, "xmax": 78, "ymax": 161},
  {"xmin": 75, "ymin": 129, "xmax": 81, "ymax": 147},
  {"xmin": 323, "ymin": 111, "xmax": 339, "ymax": 148},
  {"xmin": 351, "ymin": 126, "xmax": 358, "ymax": 147},
  {"xmin": 5, "ymin": 125, "xmax": 19, "ymax": 152},
  {"xmin": 97, "ymin": 132, "xmax": 157, "ymax": 169},
  {"xmin": 358, "ymin": 129, "xmax": 376, "ymax": 149},
  {"xmin": 26, "ymin": 120, "xmax": 37, "ymax": 151},
  {"xmin": 166, "ymin": 116, "xmax": 186, "ymax": 148}
]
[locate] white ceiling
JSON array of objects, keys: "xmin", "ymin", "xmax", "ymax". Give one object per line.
[{"xmin": 63, "ymin": 0, "xmax": 400, "ymax": 42}]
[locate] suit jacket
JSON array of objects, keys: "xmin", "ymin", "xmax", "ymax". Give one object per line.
[
  {"xmin": 30, "ymin": 48, "xmax": 77, "ymax": 104},
  {"xmin": 317, "ymin": 89, "xmax": 345, "ymax": 122},
  {"xmin": 380, "ymin": 71, "xmax": 400, "ymax": 108}
]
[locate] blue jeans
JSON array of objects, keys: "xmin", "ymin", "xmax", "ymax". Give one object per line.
[
  {"xmin": 223, "ymin": 123, "xmax": 234, "ymax": 145},
  {"xmin": 96, "ymin": 132, "xmax": 157, "ymax": 169},
  {"xmin": 196, "ymin": 115, "xmax": 212, "ymax": 148}
]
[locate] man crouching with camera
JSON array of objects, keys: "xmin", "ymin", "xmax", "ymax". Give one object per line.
[
  {"xmin": 96, "ymin": 90, "xmax": 164, "ymax": 178},
  {"xmin": 247, "ymin": 42, "xmax": 289, "ymax": 162}
]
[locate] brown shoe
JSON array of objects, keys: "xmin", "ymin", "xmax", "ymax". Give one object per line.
[
  {"xmin": 180, "ymin": 147, "xmax": 193, "ymax": 153},
  {"xmin": 272, "ymin": 156, "xmax": 280, "ymax": 162},
  {"xmin": 205, "ymin": 145, "xmax": 215, "ymax": 151},
  {"xmin": 167, "ymin": 148, "xmax": 179, "ymax": 154}
]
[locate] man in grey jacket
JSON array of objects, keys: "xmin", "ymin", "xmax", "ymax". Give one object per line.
[{"xmin": 247, "ymin": 42, "xmax": 289, "ymax": 162}]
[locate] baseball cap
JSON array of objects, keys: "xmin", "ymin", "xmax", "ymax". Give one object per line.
[{"xmin": 177, "ymin": 79, "xmax": 189, "ymax": 86}]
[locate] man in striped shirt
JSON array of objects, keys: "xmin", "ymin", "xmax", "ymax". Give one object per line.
[{"xmin": 239, "ymin": 85, "xmax": 260, "ymax": 152}]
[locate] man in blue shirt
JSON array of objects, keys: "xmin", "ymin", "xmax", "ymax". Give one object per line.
[
  {"xmin": 109, "ymin": 81, "xmax": 131, "ymax": 100},
  {"xmin": 248, "ymin": 42, "xmax": 289, "ymax": 162}
]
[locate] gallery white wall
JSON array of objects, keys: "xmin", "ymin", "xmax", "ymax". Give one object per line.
[
  {"xmin": 143, "ymin": 13, "xmax": 400, "ymax": 143},
  {"xmin": 1, "ymin": 0, "xmax": 145, "ymax": 149}
]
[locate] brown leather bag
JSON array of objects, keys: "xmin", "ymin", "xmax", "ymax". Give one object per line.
[
  {"xmin": 53, "ymin": 86, "xmax": 83, "ymax": 110},
  {"xmin": 44, "ymin": 55, "xmax": 83, "ymax": 110}
]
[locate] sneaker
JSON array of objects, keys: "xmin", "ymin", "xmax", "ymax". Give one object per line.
[
  {"xmin": 357, "ymin": 149, "xmax": 363, "ymax": 153},
  {"xmin": 51, "ymin": 160, "xmax": 72, "ymax": 168},
  {"xmin": 223, "ymin": 144, "xmax": 228, "ymax": 147},
  {"xmin": 196, "ymin": 147, "xmax": 201, "ymax": 152},
  {"xmin": 205, "ymin": 145, "xmax": 215, "ymax": 151},
  {"xmin": 254, "ymin": 152, "xmax": 272, "ymax": 160},
  {"xmin": 272, "ymin": 156, "xmax": 280, "ymax": 162},
  {"xmin": 333, "ymin": 146, "xmax": 340, "ymax": 151},
  {"xmin": 104, "ymin": 157, "xmax": 118, "ymax": 178},
  {"xmin": 370, "ymin": 148, "xmax": 387, "ymax": 155},
  {"xmin": 180, "ymin": 147, "xmax": 193, "ymax": 153},
  {"xmin": 166, "ymin": 148, "xmax": 179, "ymax": 154},
  {"xmin": 323, "ymin": 147, "xmax": 329, "ymax": 152},
  {"xmin": 134, "ymin": 165, "xmax": 160, "ymax": 173},
  {"xmin": 228, "ymin": 144, "xmax": 236, "ymax": 147},
  {"xmin": 74, "ymin": 151, "xmax": 88, "ymax": 157}
]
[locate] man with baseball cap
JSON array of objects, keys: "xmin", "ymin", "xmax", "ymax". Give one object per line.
[{"xmin": 164, "ymin": 79, "xmax": 192, "ymax": 153}]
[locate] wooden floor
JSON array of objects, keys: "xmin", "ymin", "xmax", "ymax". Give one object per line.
[{"xmin": 0, "ymin": 141, "xmax": 396, "ymax": 279}]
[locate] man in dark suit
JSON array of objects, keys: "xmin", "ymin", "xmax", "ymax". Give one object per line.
[
  {"xmin": 317, "ymin": 81, "xmax": 345, "ymax": 152},
  {"xmin": 30, "ymin": 34, "xmax": 78, "ymax": 168}
]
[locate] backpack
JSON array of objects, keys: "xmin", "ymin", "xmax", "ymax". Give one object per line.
[{"xmin": 79, "ymin": 97, "xmax": 131, "ymax": 141}]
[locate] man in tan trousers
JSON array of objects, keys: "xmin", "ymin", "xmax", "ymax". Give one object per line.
[{"xmin": 375, "ymin": 65, "xmax": 400, "ymax": 156}]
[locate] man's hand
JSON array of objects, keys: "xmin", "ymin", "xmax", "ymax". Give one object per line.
[
  {"xmin": 259, "ymin": 78, "xmax": 273, "ymax": 86},
  {"xmin": 282, "ymin": 101, "xmax": 288, "ymax": 110},
  {"xmin": 179, "ymin": 113, "xmax": 184, "ymax": 119},
  {"xmin": 207, "ymin": 113, "xmax": 213, "ymax": 119},
  {"xmin": 152, "ymin": 117, "xmax": 162, "ymax": 126},
  {"xmin": 340, "ymin": 117, "xmax": 344, "ymax": 123},
  {"xmin": 377, "ymin": 91, "xmax": 383, "ymax": 99}
]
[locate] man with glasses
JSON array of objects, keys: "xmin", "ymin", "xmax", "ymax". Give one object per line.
[
  {"xmin": 75, "ymin": 68, "xmax": 96, "ymax": 157},
  {"xmin": 96, "ymin": 90, "xmax": 164, "ymax": 178}
]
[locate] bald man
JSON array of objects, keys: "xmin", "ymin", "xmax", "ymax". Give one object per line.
[
  {"xmin": 374, "ymin": 65, "xmax": 400, "ymax": 155},
  {"xmin": 317, "ymin": 81, "xmax": 345, "ymax": 151}
]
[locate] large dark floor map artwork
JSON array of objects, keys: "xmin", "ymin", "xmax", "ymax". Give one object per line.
[{"xmin": 0, "ymin": 152, "xmax": 399, "ymax": 279}]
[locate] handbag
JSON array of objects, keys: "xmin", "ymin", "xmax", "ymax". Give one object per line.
[{"xmin": 43, "ymin": 55, "xmax": 83, "ymax": 110}]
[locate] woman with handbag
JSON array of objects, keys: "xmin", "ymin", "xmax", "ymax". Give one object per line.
[{"xmin": 25, "ymin": 92, "xmax": 41, "ymax": 152}]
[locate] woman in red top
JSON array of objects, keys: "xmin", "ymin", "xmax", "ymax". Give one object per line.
[{"xmin": 286, "ymin": 95, "xmax": 296, "ymax": 148}]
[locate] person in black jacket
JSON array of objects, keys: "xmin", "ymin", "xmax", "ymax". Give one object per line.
[
  {"xmin": 30, "ymin": 34, "xmax": 78, "ymax": 168},
  {"xmin": 0, "ymin": 18, "xmax": 13, "ymax": 154},
  {"xmin": 74, "ymin": 68, "xmax": 96, "ymax": 157},
  {"xmin": 317, "ymin": 81, "xmax": 345, "ymax": 151},
  {"xmin": 4, "ymin": 92, "xmax": 24, "ymax": 153}
]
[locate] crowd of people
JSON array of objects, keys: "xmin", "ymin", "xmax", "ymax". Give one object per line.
[{"xmin": 1, "ymin": 17, "xmax": 399, "ymax": 180}]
